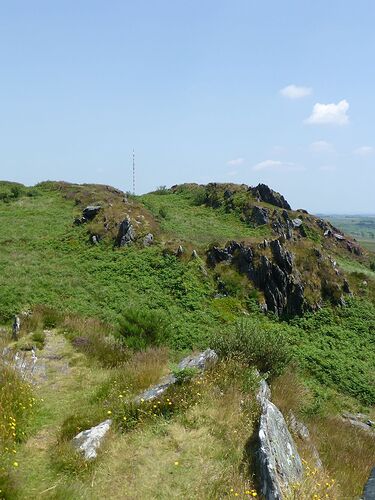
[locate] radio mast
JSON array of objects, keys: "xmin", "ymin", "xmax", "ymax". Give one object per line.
[{"xmin": 132, "ymin": 149, "xmax": 136, "ymax": 195}]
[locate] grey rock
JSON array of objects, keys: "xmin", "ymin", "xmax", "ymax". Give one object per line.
[
  {"xmin": 72, "ymin": 419, "xmax": 112, "ymax": 460},
  {"xmin": 12, "ymin": 315, "xmax": 20, "ymax": 341},
  {"xmin": 134, "ymin": 349, "xmax": 217, "ymax": 403},
  {"xmin": 363, "ymin": 467, "xmax": 375, "ymax": 500},
  {"xmin": 334, "ymin": 233, "xmax": 345, "ymax": 241},
  {"xmin": 252, "ymin": 206, "xmax": 269, "ymax": 225},
  {"xmin": 82, "ymin": 205, "xmax": 101, "ymax": 221},
  {"xmin": 191, "ymin": 249, "xmax": 199, "ymax": 259},
  {"xmin": 91, "ymin": 235, "xmax": 99, "ymax": 245},
  {"xmin": 292, "ymin": 218, "xmax": 303, "ymax": 228},
  {"xmin": 117, "ymin": 218, "xmax": 136, "ymax": 247},
  {"xmin": 250, "ymin": 183, "xmax": 291, "ymax": 210},
  {"xmin": 342, "ymin": 412, "xmax": 375, "ymax": 435},
  {"xmin": 343, "ymin": 279, "xmax": 352, "ymax": 295},
  {"xmin": 288, "ymin": 411, "xmax": 310, "ymax": 440},
  {"xmin": 257, "ymin": 378, "xmax": 271, "ymax": 406},
  {"xmin": 176, "ymin": 245, "xmax": 184, "ymax": 256},
  {"xmin": 143, "ymin": 233, "xmax": 154, "ymax": 247},
  {"xmin": 270, "ymin": 240, "xmax": 293, "ymax": 274},
  {"xmin": 258, "ymin": 400, "xmax": 303, "ymax": 499}
]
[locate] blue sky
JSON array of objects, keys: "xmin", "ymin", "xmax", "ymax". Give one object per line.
[{"xmin": 0, "ymin": 1, "xmax": 374, "ymax": 213}]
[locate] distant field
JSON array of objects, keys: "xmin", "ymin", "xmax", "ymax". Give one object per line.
[{"xmin": 322, "ymin": 214, "xmax": 375, "ymax": 252}]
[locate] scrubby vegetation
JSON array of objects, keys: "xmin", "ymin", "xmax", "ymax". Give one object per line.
[{"xmin": 0, "ymin": 180, "xmax": 374, "ymax": 499}]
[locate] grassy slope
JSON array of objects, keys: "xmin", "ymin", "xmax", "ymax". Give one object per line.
[
  {"xmin": 1, "ymin": 183, "xmax": 375, "ymax": 499},
  {"xmin": 139, "ymin": 191, "xmax": 271, "ymax": 247},
  {"xmin": 0, "ymin": 188, "xmax": 230, "ymax": 349}
]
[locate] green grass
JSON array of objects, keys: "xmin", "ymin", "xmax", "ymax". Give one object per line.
[
  {"xmin": 0, "ymin": 188, "xmax": 227, "ymax": 349},
  {"xmin": 139, "ymin": 191, "xmax": 271, "ymax": 247}
]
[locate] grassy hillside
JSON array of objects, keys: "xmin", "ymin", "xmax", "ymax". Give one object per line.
[
  {"xmin": 0, "ymin": 181, "xmax": 374, "ymax": 499},
  {"xmin": 324, "ymin": 215, "xmax": 375, "ymax": 252}
]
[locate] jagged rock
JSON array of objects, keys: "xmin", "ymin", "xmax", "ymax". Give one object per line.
[
  {"xmin": 347, "ymin": 240, "xmax": 362, "ymax": 256},
  {"xmin": 82, "ymin": 205, "xmax": 101, "ymax": 221},
  {"xmin": 270, "ymin": 240, "xmax": 293, "ymax": 274},
  {"xmin": 91, "ymin": 235, "xmax": 99, "ymax": 245},
  {"xmin": 288, "ymin": 411, "xmax": 323, "ymax": 469},
  {"xmin": 117, "ymin": 218, "xmax": 136, "ymax": 247},
  {"xmin": 207, "ymin": 240, "xmax": 304, "ymax": 316},
  {"xmin": 297, "ymin": 209, "xmax": 308, "ymax": 214},
  {"xmin": 134, "ymin": 349, "xmax": 217, "ymax": 403},
  {"xmin": 176, "ymin": 245, "xmax": 184, "ymax": 256},
  {"xmin": 143, "ymin": 233, "xmax": 154, "ymax": 247},
  {"xmin": 252, "ymin": 206, "xmax": 269, "ymax": 225},
  {"xmin": 250, "ymin": 183, "xmax": 291, "ymax": 210},
  {"xmin": 256, "ymin": 380, "xmax": 303, "ymax": 499},
  {"xmin": 72, "ymin": 419, "xmax": 112, "ymax": 460},
  {"xmin": 191, "ymin": 249, "xmax": 199, "ymax": 259},
  {"xmin": 224, "ymin": 189, "xmax": 233, "ymax": 199},
  {"xmin": 363, "ymin": 467, "xmax": 375, "ymax": 500}
]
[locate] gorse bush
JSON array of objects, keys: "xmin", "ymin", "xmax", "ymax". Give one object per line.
[
  {"xmin": 118, "ymin": 307, "xmax": 169, "ymax": 350},
  {"xmin": 211, "ymin": 318, "xmax": 291, "ymax": 376}
]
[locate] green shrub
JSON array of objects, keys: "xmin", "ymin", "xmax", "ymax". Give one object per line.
[
  {"xmin": 171, "ymin": 366, "xmax": 198, "ymax": 383},
  {"xmin": 158, "ymin": 206, "xmax": 168, "ymax": 219},
  {"xmin": 211, "ymin": 318, "xmax": 291, "ymax": 376},
  {"xmin": 31, "ymin": 331, "xmax": 46, "ymax": 348},
  {"xmin": 118, "ymin": 308, "xmax": 169, "ymax": 350}
]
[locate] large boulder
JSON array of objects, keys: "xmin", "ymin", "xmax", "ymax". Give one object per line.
[
  {"xmin": 72, "ymin": 419, "xmax": 112, "ymax": 460},
  {"xmin": 250, "ymin": 184, "xmax": 291, "ymax": 210},
  {"xmin": 117, "ymin": 218, "xmax": 136, "ymax": 247},
  {"xmin": 251, "ymin": 206, "xmax": 269, "ymax": 225},
  {"xmin": 256, "ymin": 380, "xmax": 303, "ymax": 499},
  {"xmin": 82, "ymin": 205, "xmax": 101, "ymax": 221}
]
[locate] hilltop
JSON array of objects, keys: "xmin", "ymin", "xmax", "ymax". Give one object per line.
[{"xmin": 0, "ymin": 180, "xmax": 374, "ymax": 499}]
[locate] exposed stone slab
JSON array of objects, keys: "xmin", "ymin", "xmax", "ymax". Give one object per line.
[
  {"xmin": 134, "ymin": 349, "xmax": 217, "ymax": 403},
  {"xmin": 256, "ymin": 380, "xmax": 303, "ymax": 500},
  {"xmin": 72, "ymin": 419, "xmax": 112, "ymax": 460}
]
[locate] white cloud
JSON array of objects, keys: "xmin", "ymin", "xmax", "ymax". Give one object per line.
[
  {"xmin": 253, "ymin": 159, "xmax": 304, "ymax": 172},
  {"xmin": 305, "ymin": 99, "xmax": 349, "ymax": 125},
  {"xmin": 309, "ymin": 140, "xmax": 335, "ymax": 153},
  {"xmin": 227, "ymin": 157, "xmax": 244, "ymax": 166},
  {"xmin": 353, "ymin": 146, "xmax": 374, "ymax": 156},
  {"xmin": 319, "ymin": 165, "xmax": 336, "ymax": 172},
  {"xmin": 280, "ymin": 84, "xmax": 312, "ymax": 99}
]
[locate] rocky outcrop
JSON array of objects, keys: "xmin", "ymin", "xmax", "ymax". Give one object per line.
[
  {"xmin": 74, "ymin": 205, "xmax": 101, "ymax": 225},
  {"xmin": 250, "ymin": 184, "xmax": 291, "ymax": 210},
  {"xmin": 72, "ymin": 419, "xmax": 112, "ymax": 460},
  {"xmin": 363, "ymin": 467, "xmax": 375, "ymax": 500},
  {"xmin": 207, "ymin": 239, "xmax": 304, "ymax": 316},
  {"xmin": 251, "ymin": 206, "xmax": 269, "ymax": 225},
  {"xmin": 135, "ymin": 349, "xmax": 217, "ymax": 403},
  {"xmin": 117, "ymin": 218, "xmax": 136, "ymax": 247},
  {"xmin": 256, "ymin": 380, "xmax": 303, "ymax": 499}
]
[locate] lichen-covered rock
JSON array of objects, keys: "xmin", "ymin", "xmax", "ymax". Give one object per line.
[
  {"xmin": 143, "ymin": 233, "xmax": 154, "ymax": 247},
  {"xmin": 258, "ymin": 399, "xmax": 303, "ymax": 499},
  {"xmin": 72, "ymin": 419, "xmax": 112, "ymax": 460}
]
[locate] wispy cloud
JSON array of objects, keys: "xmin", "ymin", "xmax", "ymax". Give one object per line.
[
  {"xmin": 305, "ymin": 99, "xmax": 349, "ymax": 125},
  {"xmin": 309, "ymin": 140, "xmax": 335, "ymax": 153},
  {"xmin": 353, "ymin": 146, "xmax": 374, "ymax": 156},
  {"xmin": 280, "ymin": 84, "xmax": 312, "ymax": 99},
  {"xmin": 227, "ymin": 157, "xmax": 244, "ymax": 166},
  {"xmin": 253, "ymin": 159, "xmax": 304, "ymax": 172}
]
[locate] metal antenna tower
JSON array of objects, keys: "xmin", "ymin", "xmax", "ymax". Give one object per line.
[{"xmin": 132, "ymin": 149, "xmax": 136, "ymax": 195}]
